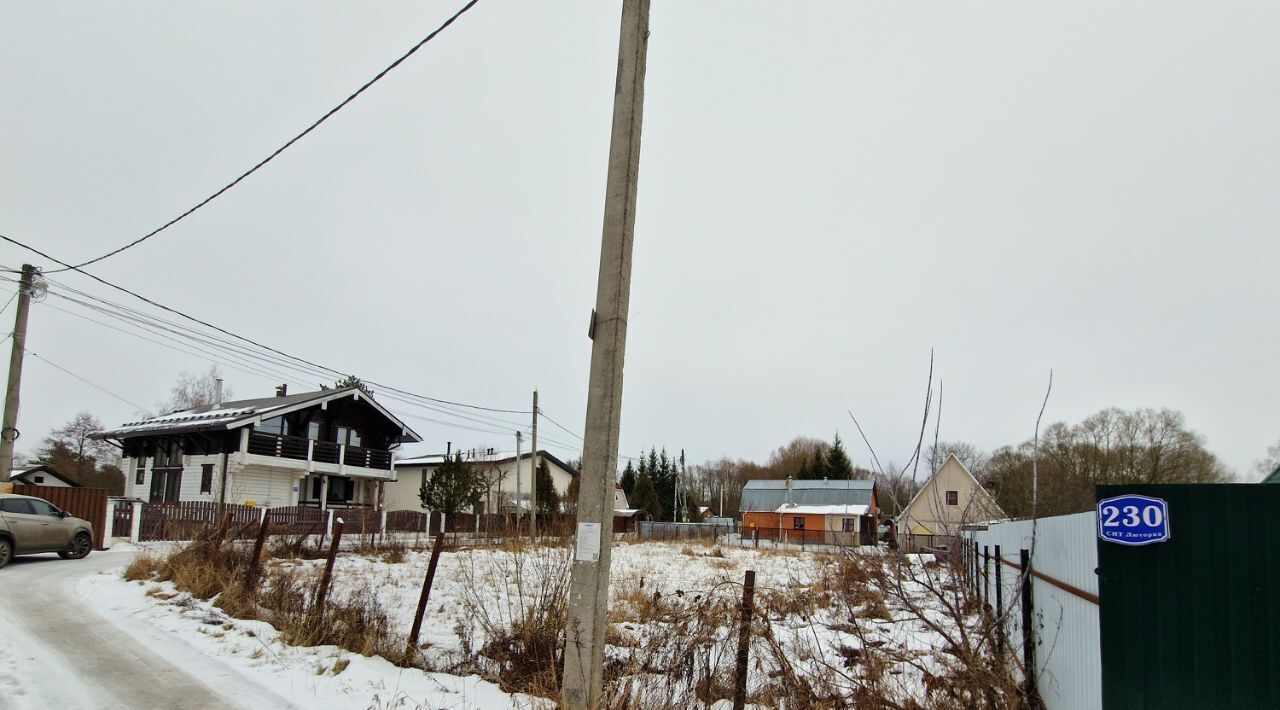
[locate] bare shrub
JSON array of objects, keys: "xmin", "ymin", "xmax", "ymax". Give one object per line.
[{"xmin": 453, "ymin": 541, "xmax": 572, "ymax": 697}]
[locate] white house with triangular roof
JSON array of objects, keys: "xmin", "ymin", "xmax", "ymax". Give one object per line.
[{"xmin": 897, "ymin": 454, "xmax": 1004, "ymax": 548}]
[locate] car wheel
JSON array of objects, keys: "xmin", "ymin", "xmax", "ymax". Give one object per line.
[
  {"xmin": 59, "ymin": 532, "xmax": 92, "ymax": 560},
  {"xmin": 0, "ymin": 538, "xmax": 11, "ymax": 569}
]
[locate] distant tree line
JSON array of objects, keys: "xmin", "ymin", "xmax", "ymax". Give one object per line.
[{"xmin": 670, "ymin": 406, "xmax": 1239, "ymax": 523}]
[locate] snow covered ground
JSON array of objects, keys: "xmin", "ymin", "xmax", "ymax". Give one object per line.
[
  {"xmin": 72, "ymin": 538, "xmax": 976, "ymax": 708},
  {"xmin": 79, "ymin": 560, "xmax": 551, "ymax": 709}
]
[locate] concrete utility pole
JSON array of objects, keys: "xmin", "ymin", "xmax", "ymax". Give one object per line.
[
  {"xmin": 530, "ymin": 389, "xmax": 538, "ymax": 536},
  {"xmin": 0, "ymin": 264, "xmax": 36, "ymax": 482},
  {"xmin": 562, "ymin": 1, "xmax": 649, "ymax": 706},
  {"xmin": 515, "ymin": 430, "xmax": 523, "ymax": 525}
]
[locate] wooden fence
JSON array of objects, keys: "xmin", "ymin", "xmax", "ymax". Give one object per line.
[
  {"xmin": 265, "ymin": 505, "xmax": 325, "ymax": 536},
  {"xmin": 13, "ymin": 484, "xmax": 110, "ymax": 549},
  {"xmin": 105, "ymin": 504, "xmax": 576, "ymax": 543},
  {"xmin": 138, "ymin": 501, "xmax": 261, "ymax": 541}
]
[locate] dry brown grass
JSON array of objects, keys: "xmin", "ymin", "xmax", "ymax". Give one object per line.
[{"xmin": 125, "ymin": 525, "xmax": 414, "ymax": 674}]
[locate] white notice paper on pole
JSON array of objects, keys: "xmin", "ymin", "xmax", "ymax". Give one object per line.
[{"xmin": 575, "ymin": 522, "xmax": 602, "ymax": 562}]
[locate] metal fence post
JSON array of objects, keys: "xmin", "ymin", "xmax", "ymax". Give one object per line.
[
  {"xmin": 1020, "ymin": 548, "xmax": 1039, "ymax": 707},
  {"xmin": 995, "ymin": 544, "xmax": 1004, "ymax": 655},
  {"xmin": 983, "ymin": 545, "xmax": 990, "ymax": 607},
  {"xmin": 733, "ymin": 569, "xmax": 756, "ymax": 710}
]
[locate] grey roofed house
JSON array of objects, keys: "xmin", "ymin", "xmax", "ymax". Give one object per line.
[
  {"xmin": 739, "ymin": 478, "xmax": 878, "ymax": 513},
  {"xmin": 96, "ymin": 388, "xmax": 420, "ymax": 442},
  {"xmin": 93, "ymin": 386, "xmax": 423, "ymax": 509}
]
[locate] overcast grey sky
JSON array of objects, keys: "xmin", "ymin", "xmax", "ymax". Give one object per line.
[{"xmin": 2, "ymin": 1, "xmax": 1276, "ymax": 478}]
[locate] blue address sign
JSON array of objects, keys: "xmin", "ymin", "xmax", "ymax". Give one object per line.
[{"xmin": 1097, "ymin": 494, "xmax": 1170, "ymax": 546}]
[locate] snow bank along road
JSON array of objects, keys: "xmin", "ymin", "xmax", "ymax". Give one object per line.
[{"xmin": 0, "ymin": 549, "xmax": 289, "ymax": 710}]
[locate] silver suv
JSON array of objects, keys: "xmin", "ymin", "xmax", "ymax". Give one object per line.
[{"xmin": 0, "ymin": 493, "xmax": 94, "ymax": 568}]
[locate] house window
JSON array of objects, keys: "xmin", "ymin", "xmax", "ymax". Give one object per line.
[
  {"xmin": 135, "ymin": 457, "xmax": 146, "ymax": 485},
  {"xmin": 793, "ymin": 517, "xmax": 806, "ymax": 530},
  {"xmin": 327, "ymin": 476, "xmax": 354, "ymax": 503},
  {"xmin": 946, "ymin": 490, "xmax": 958, "ymax": 506},
  {"xmin": 33, "ymin": 475, "xmax": 44, "ymax": 484},
  {"xmin": 154, "ymin": 441, "xmax": 183, "ymax": 468},
  {"xmin": 200, "ymin": 464, "xmax": 214, "ymax": 494},
  {"xmin": 149, "ymin": 468, "xmax": 182, "ymax": 503},
  {"xmin": 842, "ymin": 518, "xmax": 858, "ymax": 532},
  {"xmin": 258, "ymin": 417, "xmax": 285, "ymax": 436},
  {"xmin": 310, "ymin": 476, "xmax": 355, "ymax": 504},
  {"xmin": 335, "ymin": 426, "xmax": 362, "ymax": 447}
]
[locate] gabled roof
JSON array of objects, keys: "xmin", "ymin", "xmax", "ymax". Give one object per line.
[
  {"xmin": 739, "ymin": 478, "xmax": 875, "ymax": 512},
  {"xmin": 94, "ymin": 387, "xmax": 422, "ymax": 443},
  {"xmin": 1263, "ymin": 464, "xmax": 1280, "ymax": 484},
  {"xmin": 897, "ymin": 453, "xmax": 1005, "ymax": 523},
  {"xmin": 10, "ymin": 465, "xmax": 80, "ymax": 487}
]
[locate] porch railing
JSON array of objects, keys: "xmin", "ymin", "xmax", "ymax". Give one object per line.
[{"xmin": 247, "ymin": 432, "xmax": 392, "ymax": 470}]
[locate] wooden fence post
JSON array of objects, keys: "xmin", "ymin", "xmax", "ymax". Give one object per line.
[
  {"xmin": 733, "ymin": 569, "xmax": 756, "ymax": 710},
  {"xmin": 314, "ymin": 519, "xmax": 345, "ymax": 615},
  {"xmin": 245, "ymin": 516, "xmax": 271, "ymax": 592},
  {"xmin": 406, "ymin": 532, "xmax": 447, "ymax": 655}
]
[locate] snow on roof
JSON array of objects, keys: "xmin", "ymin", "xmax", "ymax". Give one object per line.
[
  {"xmin": 394, "ymin": 455, "xmax": 447, "ymax": 467},
  {"xmin": 776, "ymin": 503, "xmax": 869, "ymax": 516},
  {"xmin": 94, "ymin": 387, "xmax": 422, "ymax": 443}
]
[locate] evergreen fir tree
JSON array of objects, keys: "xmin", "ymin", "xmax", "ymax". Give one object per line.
[
  {"xmin": 631, "ymin": 469, "xmax": 661, "ymax": 519},
  {"xmin": 535, "ymin": 460, "xmax": 559, "ymax": 514},
  {"xmin": 826, "ymin": 433, "xmax": 855, "ymax": 480},
  {"xmin": 796, "ymin": 452, "xmax": 814, "ymax": 480},
  {"xmin": 620, "ymin": 461, "xmax": 637, "ymax": 498},
  {"xmin": 419, "ymin": 452, "xmax": 484, "ymax": 514},
  {"xmin": 654, "ymin": 448, "xmax": 677, "ymax": 521}
]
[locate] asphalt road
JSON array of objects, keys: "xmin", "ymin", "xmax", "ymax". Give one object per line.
[{"xmin": 0, "ymin": 549, "xmax": 243, "ymax": 710}]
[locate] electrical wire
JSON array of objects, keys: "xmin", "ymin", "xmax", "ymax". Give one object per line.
[
  {"xmin": 0, "ymin": 289, "xmax": 19, "ymax": 318},
  {"xmin": 36, "ymin": 282, "xmax": 555, "ymax": 443},
  {"xmin": 538, "ymin": 409, "xmax": 584, "ymax": 442},
  {"xmin": 28, "ymin": 352, "xmax": 149, "ymax": 411},
  {"xmin": 0, "ymin": 234, "xmax": 531, "ymax": 417},
  {"xmin": 41, "ymin": 0, "xmax": 483, "ymax": 274}
]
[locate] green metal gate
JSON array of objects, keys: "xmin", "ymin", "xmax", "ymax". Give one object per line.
[{"xmin": 1098, "ymin": 484, "xmax": 1280, "ymax": 708}]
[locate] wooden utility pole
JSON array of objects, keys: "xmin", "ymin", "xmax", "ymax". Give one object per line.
[
  {"xmin": 0, "ymin": 264, "xmax": 35, "ymax": 483},
  {"xmin": 561, "ymin": 1, "xmax": 649, "ymax": 707},
  {"xmin": 530, "ymin": 389, "xmax": 538, "ymax": 536}
]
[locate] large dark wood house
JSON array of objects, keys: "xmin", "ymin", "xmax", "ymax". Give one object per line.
[{"xmin": 94, "ymin": 387, "xmax": 421, "ymax": 509}]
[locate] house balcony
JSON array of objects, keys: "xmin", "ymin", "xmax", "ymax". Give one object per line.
[{"xmin": 245, "ymin": 432, "xmax": 394, "ymax": 479}]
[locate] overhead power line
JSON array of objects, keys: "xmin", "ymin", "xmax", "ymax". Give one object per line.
[
  {"xmin": 37, "ymin": 0, "xmax": 482, "ymax": 274},
  {"xmin": 0, "ymin": 235, "xmax": 529, "ymax": 416},
  {"xmin": 28, "ymin": 352, "xmax": 149, "ymax": 411},
  {"xmin": 539, "ymin": 409, "xmax": 584, "ymax": 442}
]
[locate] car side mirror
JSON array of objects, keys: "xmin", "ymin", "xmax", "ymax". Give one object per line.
[{"xmin": 58, "ymin": 511, "xmax": 69, "ymax": 518}]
